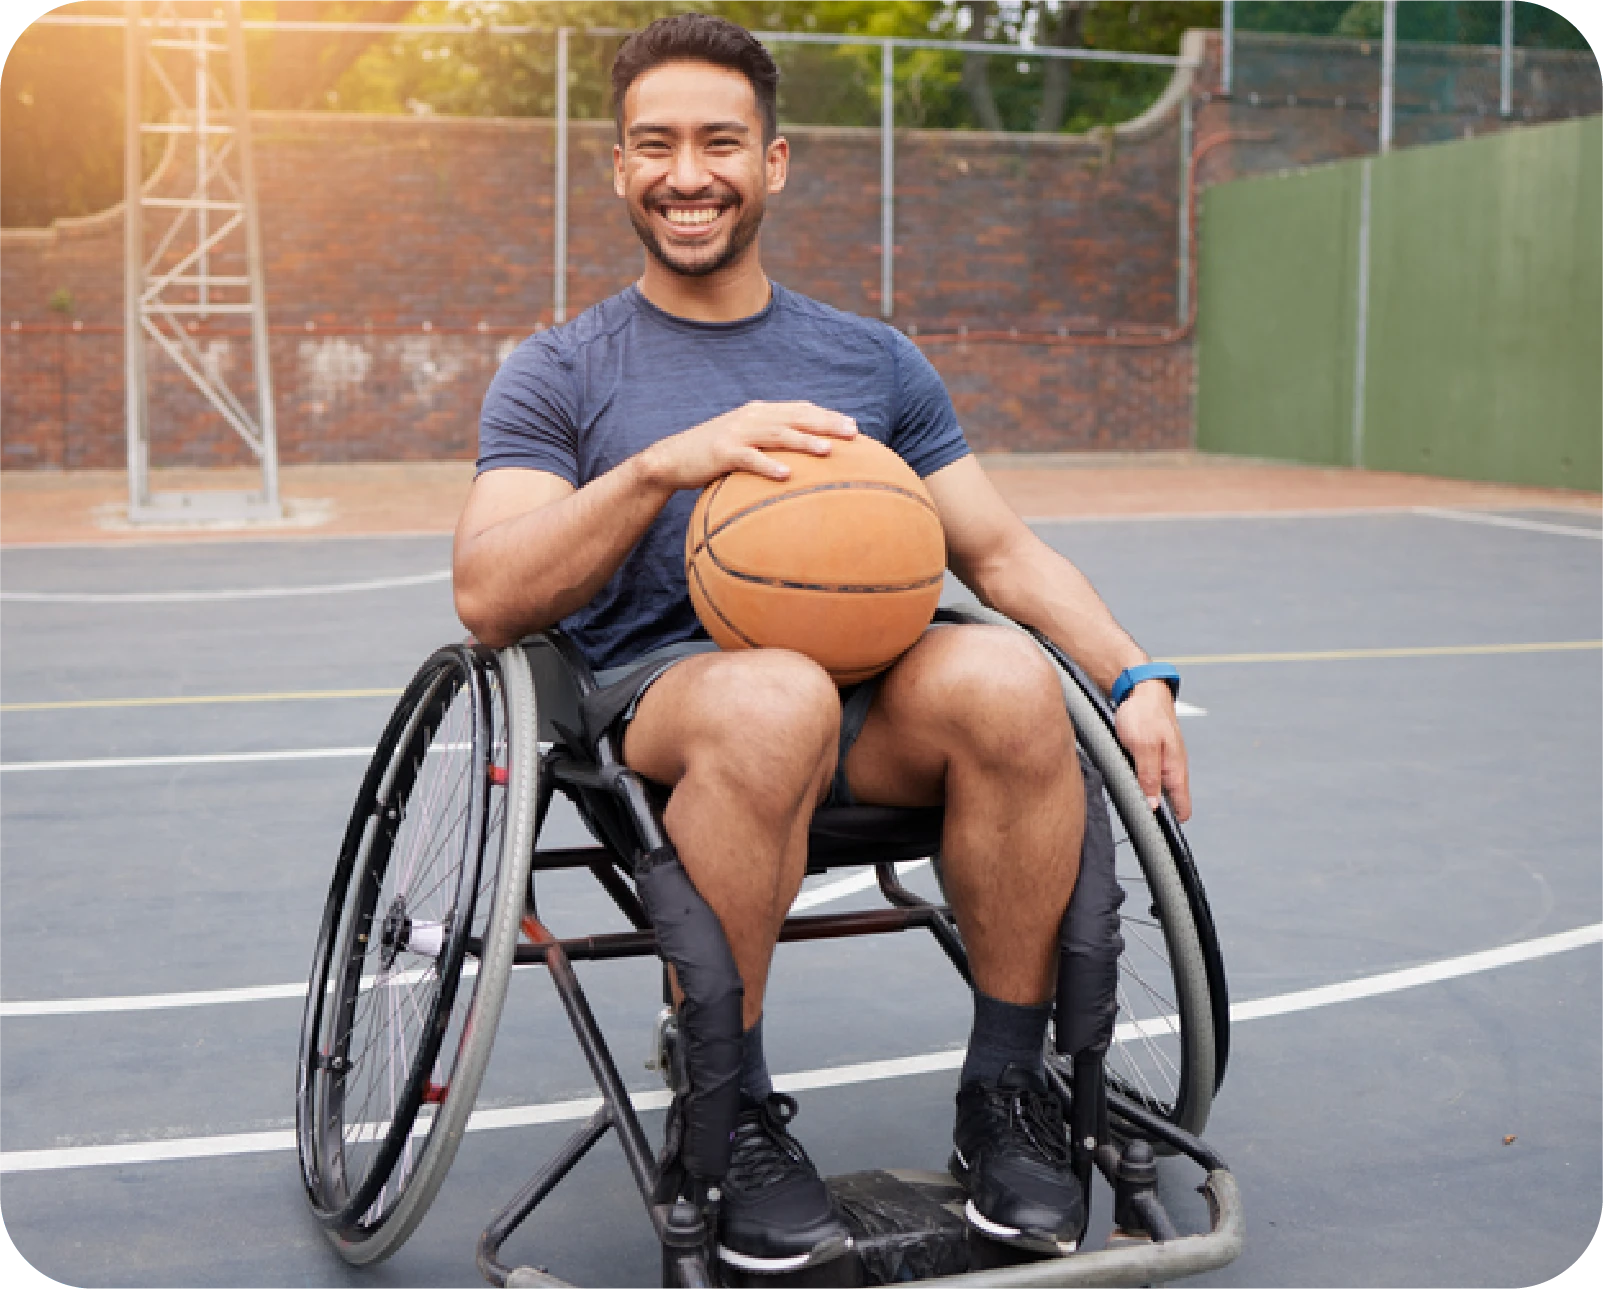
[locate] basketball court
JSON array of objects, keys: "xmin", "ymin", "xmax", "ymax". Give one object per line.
[{"xmin": 2, "ymin": 459, "xmax": 1598, "ymax": 1287}]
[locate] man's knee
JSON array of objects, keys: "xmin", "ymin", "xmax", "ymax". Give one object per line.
[
  {"xmin": 676, "ymin": 649, "xmax": 841, "ymax": 791},
  {"xmin": 922, "ymin": 626, "xmax": 1075, "ymax": 774}
]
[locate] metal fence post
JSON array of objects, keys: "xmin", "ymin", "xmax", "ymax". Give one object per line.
[
  {"xmin": 1221, "ymin": 0, "xmax": 1234, "ymax": 96},
  {"xmin": 123, "ymin": 0, "xmax": 148, "ymax": 511},
  {"xmin": 1500, "ymin": 0, "xmax": 1514, "ymax": 119},
  {"xmin": 1351, "ymin": 158, "xmax": 1373, "ymax": 470},
  {"xmin": 1379, "ymin": 0, "xmax": 1396, "ymax": 153},
  {"xmin": 229, "ymin": 0, "xmax": 280, "ymax": 513},
  {"xmin": 554, "ymin": 26, "xmax": 569, "ymax": 325},
  {"xmin": 1178, "ymin": 89, "xmax": 1192, "ymax": 325},
  {"xmin": 880, "ymin": 39, "xmax": 894, "ymax": 320}
]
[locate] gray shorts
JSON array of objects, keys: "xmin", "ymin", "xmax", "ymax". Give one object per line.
[{"xmin": 579, "ymin": 640, "xmax": 886, "ymax": 809}]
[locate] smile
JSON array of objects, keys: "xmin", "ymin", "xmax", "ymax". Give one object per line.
[{"xmin": 658, "ymin": 205, "xmax": 726, "ymax": 232}]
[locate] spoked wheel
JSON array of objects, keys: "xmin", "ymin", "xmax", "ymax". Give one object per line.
[
  {"xmin": 1056, "ymin": 651, "xmax": 1226, "ymax": 1141},
  {"xmin": 297, "ymin": 642, "xmax": 541, "ymax": 1264},
  {"xmin": 947, "ymin": 608, "xmax": 1227, "ymax": 1139}
]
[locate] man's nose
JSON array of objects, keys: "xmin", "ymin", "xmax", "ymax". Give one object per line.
[{"xmin": 667, "ymin": 145, "xmax": 712, "ymax": 193}]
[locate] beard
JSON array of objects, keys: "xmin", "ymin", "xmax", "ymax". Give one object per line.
[{"xmin": 629, "ymin": 189, "xmax": 767, "ymax": 279}]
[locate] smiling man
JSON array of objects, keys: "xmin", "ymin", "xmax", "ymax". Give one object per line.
[{"xmin": 453, "ymin": 13, "xmax": 1190, "ymax": 1276}]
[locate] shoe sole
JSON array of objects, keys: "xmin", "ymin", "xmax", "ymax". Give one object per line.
[
  {"xmin": 950, "ymin": 1150, "xmax": 1079, "ymax": 1257},
  {"xmin": 715, "ymin": 1233, "xmax": 853, "ymax": 1274}
]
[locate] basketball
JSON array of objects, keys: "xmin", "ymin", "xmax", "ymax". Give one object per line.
[{"xmin": 684, "ymin": 434, "xmax": 947, "ymax": 684}]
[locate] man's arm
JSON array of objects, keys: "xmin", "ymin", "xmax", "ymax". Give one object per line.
[
  {"xmin": 925, "ymin": 455, "xmax": 1192, "ymax": 820},
  {"xmin": 454, "ymin": 400, "xmax": 859, "ymax": 648}
]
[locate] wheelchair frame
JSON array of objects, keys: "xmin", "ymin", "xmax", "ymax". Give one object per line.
[{"xmin": 296, "ymin": 608, "xmax": 1242, "ymax": 1287}]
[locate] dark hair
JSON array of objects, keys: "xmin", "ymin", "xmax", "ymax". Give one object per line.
[{"xmin": 610, "ymin": 13, "xmax": 780, "ymax": 143}]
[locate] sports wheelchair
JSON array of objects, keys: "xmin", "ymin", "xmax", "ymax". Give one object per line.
[{"xmin": 295, "ymin": 606, "xmax": 1242, "ymax": 1287}]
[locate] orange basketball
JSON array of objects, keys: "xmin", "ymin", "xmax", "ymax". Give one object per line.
[{"xmin": 684, "ymin": 435, "xmax": 946, "ymax": 685}]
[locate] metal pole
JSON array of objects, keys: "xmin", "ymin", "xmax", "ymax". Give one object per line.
[
  {"xmin": 1379, "ymin": 0, "xmax": 1396, "ymax": 153},
  {"xmin": 1221, "ymin": 0, "xmax": 1234, "ymax": 96},
  {"xmin": 880, "ymin": 39, "xmax": 894, "ymax": 321},
  {"xmin": 1500, "ymin": 0, "xmax": 1514, "ymax": 118},
  {"xmin": 227, "ymin": 0, "xmax": 280, "ymax": 511},
  {"xmin": 196, "ymin": 28, "xmax": 208, "ymax": 318},
  {"xmin": 554, "ymin": 26, "xmax": 569, "ymax": 326},
  {"xmin": 124, "ymin": 0, "xmax": 148, "ymax": 511},
  {"xmin": 1351, "ymin": 158, "xmax": 1372, "ymax": 470},
  {"xmin": 1178, "ymin": 90, "xmax": 1192, "ymax": 325}
]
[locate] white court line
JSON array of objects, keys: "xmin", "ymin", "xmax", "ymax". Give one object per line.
[
  {"xmin": 1412, "ymin": 507, "xmax": 1603, "ymax": 540},
  {"xmin": 0, "ymin": 865, "xmax": 932, "ymax": 1018},
  {"xmin": 0, "ymin": 747, "xmax": 372, "ymax": 774},
  {"xmin": 0, "ymin": 702, "xmax": 1205, "ymax": 775},
  {"xmin": 0, "ymin": 569, "xmax": 451, "ymax": 603},
  {"xmin": 2, "ymin": 922, "xmax": 1597, "ymax": 1173}
]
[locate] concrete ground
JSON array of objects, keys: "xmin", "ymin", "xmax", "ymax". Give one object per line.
[{"xmin": 1, "ymin": 457, "xmax": 1599, "ymax": 1288}]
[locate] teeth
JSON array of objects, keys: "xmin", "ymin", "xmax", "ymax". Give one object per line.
[{"xmin": 663, "ymin": 207, "xmax": 720, "ymax": 226}]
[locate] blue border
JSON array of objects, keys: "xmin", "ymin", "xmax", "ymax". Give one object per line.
[
  {"xmin": 0, "ymin": 0, "xmax": 1596, "ymax": 64},
  {"xmin": 0, "ymin": 1212, "xmax": 76, "ymax": 1282}
]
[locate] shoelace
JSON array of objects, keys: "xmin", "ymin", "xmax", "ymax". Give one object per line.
[
  {"xmin": 983, "ymin": 1082, "xmax": 1072, "ymax": 1168},
  {"xmin": 726, "ymin": 1093, "xmax": 814, "ymax": 1191}
]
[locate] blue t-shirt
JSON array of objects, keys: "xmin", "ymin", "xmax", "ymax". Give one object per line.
[{"xmin": 477, "ymin": 282, "xmax": 971, "ymax": 672}]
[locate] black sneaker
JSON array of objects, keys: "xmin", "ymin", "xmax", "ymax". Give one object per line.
[
  {"xmin": 949, "ymin": 1064, "xmax": 1085, "ymax": 1255},
  {"xmin": 715, "ymin": 1093, "xmax": 853, "ymax": 1274}
]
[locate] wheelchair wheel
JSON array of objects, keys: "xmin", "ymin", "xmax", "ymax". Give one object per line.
[
  {"xmin": 1057, "ymin": 652, "xmax": 1220, "ymax": 1139},
  {"xmin": 296, "ymin": 642, "xmax": 540, "ymax": 1264},
  {"xmin": 948, "ymin": 608, "xmax": 1223, "ymax": 1139}
]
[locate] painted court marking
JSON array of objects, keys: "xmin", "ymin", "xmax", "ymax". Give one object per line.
[
  {"xmin": 2, "ymin": 922, "xmax": 1596, "ymax": 1174},
  {"xmin": 0, "ymin": 569, "xmax": 451, "ymax": 604},
  {"xmin": 1413, "ymin": 507, "xmax": 1603, "ymax": 540},
  {"xmin": 3, "ymin": 641, "xmax": 1594, "ymax": 717}
]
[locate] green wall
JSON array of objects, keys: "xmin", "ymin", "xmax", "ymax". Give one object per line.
[{"xmin": 1196, "ymin": 116, "xmax": 1602, "ymax": 492}]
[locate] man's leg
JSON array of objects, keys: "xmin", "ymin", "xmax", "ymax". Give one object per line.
[
  {"xmin": 622, "ymin": 648, "xmax": 839, "ymax": 1027},
  {"xmin": 845, "ymin": 623, "xmax": 1088, "ymax": 1253},
  {"xmin": 621, "ymin": 647, "xmax": 851, "ymax": 1271}
]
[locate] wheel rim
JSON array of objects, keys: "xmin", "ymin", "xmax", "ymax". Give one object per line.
[
  {"xmin": 1108, "ymin": 819, "xmax": 1192, "ymax": 1122},
  {"xmin": 301, "ymin": 650, "xmax": 489, "ymax": 1230}
]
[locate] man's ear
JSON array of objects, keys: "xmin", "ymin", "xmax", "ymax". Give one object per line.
[
  {"xmin": 613, "ymin": 142, "xmax": 626, "ymax": 198},
  {"xmin": 766, "ymin": 136, "xmax": 789, "ymax": 194}
]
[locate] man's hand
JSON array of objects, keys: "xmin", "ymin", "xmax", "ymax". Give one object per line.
[
  {"xmin": 1113, "ymin": 680, "xmax": 1192, "ymax": 822},
  {"xmin": 639, "ymin": 400, "xmax": 857, "ymax": 491}
]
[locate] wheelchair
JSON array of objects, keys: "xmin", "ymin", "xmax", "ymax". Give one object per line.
[{"xmin": 295, "ymin": 606, "xmax": 1243, "ymax": 1287}]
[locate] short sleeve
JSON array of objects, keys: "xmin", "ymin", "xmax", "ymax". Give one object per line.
[
  {"xmin": 476, "ymin": 334, "xmax": 582, "ymax": 485},
  {"xmin": 886, "ymin": 329, "xmax": 971, "ymax": 479}
]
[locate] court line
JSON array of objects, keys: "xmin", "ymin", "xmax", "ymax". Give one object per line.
[
  {"xmin": 1413, "ymin": 507, "xmax": 1603, "ymax": 540},
  {"xmin": 1170, "ymin": 640, "xmax": 1601, "ymax": 666},
  {"xmin": 0, "ymin": 688, "xmax": 402, "ymax": 714},
  {"xmin": 3, "ymin": 922, "xmax": 1596, "ymax": 1173},
  {"xmin": 0, "ymin": 569, "xmax": 451, "ymax": 603},
  {"xmin": 0, "ymin": 864, "xmax": 935, "ymax": 1016},
  {"xmin": 3, "ymin": 640, "xmax": 1594, "ymax": 716},
  {"xmin": 0, "ymin": 747, "xmax": 372, "ymax": 774}
]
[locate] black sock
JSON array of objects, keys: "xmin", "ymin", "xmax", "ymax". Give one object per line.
[
  {"xmin": 959, "ymin": 988, "xmax": 1051, "ymax": 1087},
  {"xmin": 740, "ymin": 1014, "xmax": 774, "ymax": 1102}
]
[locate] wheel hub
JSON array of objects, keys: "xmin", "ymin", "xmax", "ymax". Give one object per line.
[{"xmin": 379, "ymin": 896, "xmax": 408, "ymax": 969}]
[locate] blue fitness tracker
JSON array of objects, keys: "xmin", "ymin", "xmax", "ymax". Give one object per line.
[{"xmin": 1110, "ymin": 662, "xmax": 1181, "ymax": 709}]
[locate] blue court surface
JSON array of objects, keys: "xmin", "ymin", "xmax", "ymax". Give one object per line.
[{"xmin": 2, "ymin": 504, "xmax": 1599, "ymax": 1288}]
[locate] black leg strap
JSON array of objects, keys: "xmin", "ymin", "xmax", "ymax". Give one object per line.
[{"xmin": 635, "ymin": 845, "xmax": 744, "ymax": 1186}]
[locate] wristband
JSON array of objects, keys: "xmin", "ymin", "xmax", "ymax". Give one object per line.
[{"xmin": 1110, "ymin": 662, "xmax": 1180, "ymax": 709}]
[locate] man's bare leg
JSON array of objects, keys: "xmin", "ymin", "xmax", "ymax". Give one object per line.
[
  {"xmin": 846, "ymin": 623, "xmax": 1088, "ymax": 1253},
  {"xmin": 621, "ymin": 648, "xmax": 839, "ymax": 1029},
  {"xmin": 844, "ymin": 624, "xmax": 1085, "ymax": 1002},
  {"xmin": 621, "ymin": 647, "xmax": 852, "ymax": 1270}
]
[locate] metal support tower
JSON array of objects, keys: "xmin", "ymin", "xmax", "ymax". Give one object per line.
[{"xmin": 124, "ymin": 0, "xmax": 281, "ymax": 522}]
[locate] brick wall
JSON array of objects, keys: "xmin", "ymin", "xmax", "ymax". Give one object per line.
[
  {"xmin": 2, "ymin": 80, "xmax": 1195, "ymax": 469},
  {"xmin": 3, "ymin": 31, "xmax": 1596, "ymax": 471}
]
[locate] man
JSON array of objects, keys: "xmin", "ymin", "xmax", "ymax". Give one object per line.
[{"xmin": 454, "ymin": 13, "xmax": 1190, "ymax": 1275}]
